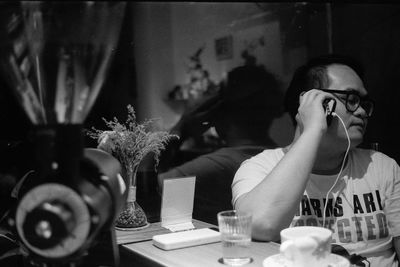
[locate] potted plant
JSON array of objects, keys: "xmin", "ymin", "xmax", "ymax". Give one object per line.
[{"xmin": 88, "ymin": 105, "xmax": 177, "ymax": 230}]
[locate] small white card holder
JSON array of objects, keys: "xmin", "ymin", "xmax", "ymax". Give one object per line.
[{"xmin": 160, "ymin": 176, "xmax": 196, "ymax": 232}]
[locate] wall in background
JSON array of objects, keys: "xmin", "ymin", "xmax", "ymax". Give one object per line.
[
  {"xmin": 85, "ymin": 3, "xmax": 137, "ymax": 147},
  {"xmin": 131, "ymin": 3, "xmax": 329, "ymax": 146},
  {"xmin": 132, "ymin": 3, "xmax": 175, "ymax": 131},
  {"xmin": 86, "ymin": 3, "xmax": 400, "ymax": 163},
  {"xmin": 170, "ymin": 3, "xmax": 284, "ymax": 89}
]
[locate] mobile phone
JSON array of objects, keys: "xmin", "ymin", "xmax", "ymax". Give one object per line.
[{"xmin": 323, "ymin": 99, "xmax": 336, "ymax": 126}]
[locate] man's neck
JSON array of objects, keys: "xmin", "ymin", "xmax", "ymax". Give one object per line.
[
  {"xmin": 312, "ymin": 149, "xmax": 348, "ymax": 175},
  {"xmin": 222, "ymin": 125, "xmax": 277, "ymax": 148},
  {"xmin": 291, "ymin": 126, "xmax": 349, "ymax": 175}
]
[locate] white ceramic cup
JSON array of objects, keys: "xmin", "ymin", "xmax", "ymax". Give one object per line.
[{"xmin": 280, "ymin": 226, "xmax": 332, "ymax": 267}]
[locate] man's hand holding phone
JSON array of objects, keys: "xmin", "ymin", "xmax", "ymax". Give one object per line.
[
  {"xmin": 323, "ymin": 98, "xmax": 336, "ymax": 126},
  {"xmin": 296, "ymin": 89, "xmax": 336, "ymax": 134}
]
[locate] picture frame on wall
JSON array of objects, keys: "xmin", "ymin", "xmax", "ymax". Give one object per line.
[{"xmin": 215, "ymin": 35, "xmax": 233, "ymax": 61}]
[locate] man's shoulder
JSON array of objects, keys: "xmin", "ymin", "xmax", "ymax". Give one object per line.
[
  {"xmin": 211, "ymin": 145, "xmax": 265, "ymax": 159},
  {"xmin": 352, "ymin": 148, "xmax": 398, "ymax": 167},
  {"xmin": 353, "ymin": 148, "xmax": 394, "ymax": 160},
  {"xmin": 198, "ymin": 146, "xmax": 285, "ymax": 169},
  {"xmin": 240, "ymin": 147, "xmax": 285, "ymax": 165}
]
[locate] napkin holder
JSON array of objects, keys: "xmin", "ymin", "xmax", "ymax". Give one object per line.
[{"xmin": 160, "ymin": 176, "xmax": 196, "ymax": 232}]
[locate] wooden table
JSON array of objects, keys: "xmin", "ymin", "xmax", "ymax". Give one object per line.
[{"xmin": 117, "ymin": 220, "xmax": 280, "ymax": 267}]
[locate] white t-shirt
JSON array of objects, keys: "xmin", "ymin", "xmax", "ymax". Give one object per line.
[{"xmin": 232, "ymin": 148, "xmax": 400, "ymax": 267}]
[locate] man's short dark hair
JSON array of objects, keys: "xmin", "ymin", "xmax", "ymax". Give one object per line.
[
  {"xmin": 211, "ymin": 65, "xmax": 284, "ymax": 140},
  {"xmin": 219, "ymin": 65, "xmax": 283, "ymax": 124},
  {"xmin": 284, "ymin": 54, "xmax": 365, "ymax": 124}
]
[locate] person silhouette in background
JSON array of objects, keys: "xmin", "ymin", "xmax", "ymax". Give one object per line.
[{"xmin": 158, "ymin": 65, "xmax": 284, "ymax": 224}]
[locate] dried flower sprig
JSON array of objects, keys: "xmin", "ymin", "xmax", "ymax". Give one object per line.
[{"xmin": 87, "ymin": 105, "xmax": 178, "ymax": 186}]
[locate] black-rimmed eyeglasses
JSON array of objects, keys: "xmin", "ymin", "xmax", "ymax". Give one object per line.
[{"xmin": 317, "ymin": 89, "xmax": 374, "ymax": 117}]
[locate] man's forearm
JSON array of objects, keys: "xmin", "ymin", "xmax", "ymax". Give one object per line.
[{"xmin": 235, "ymin": 129, "xmax": 323, "ymax": 241}]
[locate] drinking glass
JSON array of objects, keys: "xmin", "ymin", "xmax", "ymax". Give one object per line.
[{"xmin": 217, "ymin": 210, "xmax": 252, "ymax": 266}]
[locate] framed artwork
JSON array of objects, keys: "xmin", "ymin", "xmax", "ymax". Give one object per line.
[{"xmin": 214, "ymin": 35, "xmax": 233, "ymax": 61}]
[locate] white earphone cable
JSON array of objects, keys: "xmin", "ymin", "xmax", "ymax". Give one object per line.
[{"xmin": 322, "ymin": 112, "xmax": 351, "ymax": 228}]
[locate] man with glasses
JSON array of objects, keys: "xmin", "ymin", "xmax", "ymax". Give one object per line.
[
  {"xmin": 232, "ymin": 55, "xmax": 400, "ymax": 266},
  {"xmin": 317, "ymin": 88, "xmax": 374, "ymax": 118}
]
